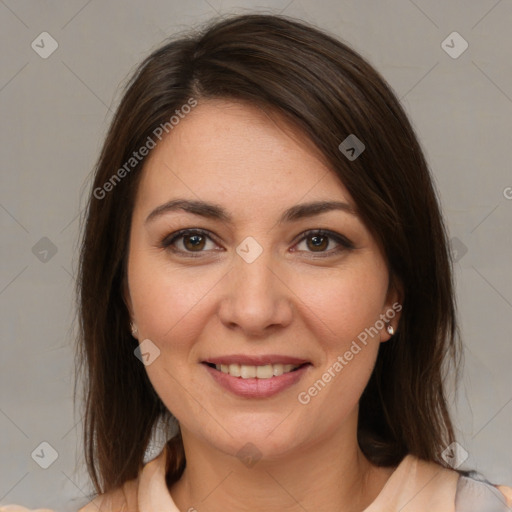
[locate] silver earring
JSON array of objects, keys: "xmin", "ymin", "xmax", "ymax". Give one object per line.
[
  {"xmin": 131, "ymin": 322, "xmax": 138, "ymax": 337},
  {"xmin": 386, "ymin": 324, "xmax": 394, "ymax": 336}
]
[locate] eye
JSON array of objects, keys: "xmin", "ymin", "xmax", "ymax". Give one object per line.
[
  {"xmin": 160, "ymin": 229, "xmax": 221, "ymax": 257},
  {"xmin": 160, "ymin": 228, "xmax": 354, "ymax": 258},
  {"xmin": 292, "ymin": 229, "xmax": 354, "ymax": 256}
]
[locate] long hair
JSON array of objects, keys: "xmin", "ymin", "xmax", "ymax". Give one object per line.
[{"xmin": 76, "ymin": 13, "xmax": 462, "ymax": 496}]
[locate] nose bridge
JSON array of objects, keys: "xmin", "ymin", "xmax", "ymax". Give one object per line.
[{"xmin": 235, "ymin": 245, "xmax": 276, "ymax": 294}]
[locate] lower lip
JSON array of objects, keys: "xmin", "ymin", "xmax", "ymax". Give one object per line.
[{"xmin": 203, "ymin": 363, "xmax": 312, "ymax": 398}]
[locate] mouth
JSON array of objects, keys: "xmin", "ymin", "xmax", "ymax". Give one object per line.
[{"xmin": 201, "ymin": 361, "xmax": 312, "ymax": 398}]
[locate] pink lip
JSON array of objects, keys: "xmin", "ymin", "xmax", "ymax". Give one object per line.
[
  {"xmin": 203, "ymin": 362, "xmax": 312, "ymax": 398},
  {"xmin": 203, "ymin": 354, "xmax": 309, "ymax": 366}
]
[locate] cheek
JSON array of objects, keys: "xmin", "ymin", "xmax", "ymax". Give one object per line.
[
  {"xmin": 293, "ymin": 271, "xmax": 384, "ymax": 424},
  {"xmin": 127, "ymin": 247, "xmax": 224, "ymax": 350},
  {"xmin": 127, "ymin": 252, "xmax": 215, "ymax": 415},
  {"xmin": 291, "ymin": 263, "xmax": 388, "ymax": 345}
]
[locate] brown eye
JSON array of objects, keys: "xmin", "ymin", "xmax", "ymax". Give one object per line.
[
  {"xmin": 161, "ymin": 229, "xmax": 220, "ymax": 257},
  {"xmin": 306, "ymin": 234, "xmax": 329, "ymax": 252},
  {"xmin": 183, "ymin": 233, "xmax": 206, "ymax": 251},
  {"xmin": 294, "ymin": 229, "xmax": 354, "ymax": 256}
]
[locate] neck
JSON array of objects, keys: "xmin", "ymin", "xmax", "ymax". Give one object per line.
[{"xmin": 169, "ymin": 415, "xmax": 392, "ymax": 512}]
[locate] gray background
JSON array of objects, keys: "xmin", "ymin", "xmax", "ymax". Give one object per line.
[{"xmin": 1, "ymin": 0, "xmax": 511, "ymax": 510}]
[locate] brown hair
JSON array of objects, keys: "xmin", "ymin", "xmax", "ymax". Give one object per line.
[{"xmin": 76, "ymin": 13, "xmax": 462, "ymax": 497}]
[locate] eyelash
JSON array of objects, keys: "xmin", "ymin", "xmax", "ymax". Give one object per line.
[{"xmin": 159, "ymin": 228, "xmax": 354, "ymax": 258}]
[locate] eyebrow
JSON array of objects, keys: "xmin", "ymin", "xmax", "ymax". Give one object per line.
[{"xmin": 145, "ymin": 198, "xmax": 357, "ymax": 225}]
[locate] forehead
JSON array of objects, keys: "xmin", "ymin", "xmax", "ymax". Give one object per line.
[{"xmin": 135, "ymin": 99, "xmax": 354, "ymax": 218}]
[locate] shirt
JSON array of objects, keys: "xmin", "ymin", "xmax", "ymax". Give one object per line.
[{"xmin": 2, "ymin": 444, "xmax": 511, "ymax": 512}]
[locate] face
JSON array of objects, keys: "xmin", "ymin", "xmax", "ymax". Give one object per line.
[{"xmin": 125, "ymin": 99, "xmax": 401, "ymax": 461}]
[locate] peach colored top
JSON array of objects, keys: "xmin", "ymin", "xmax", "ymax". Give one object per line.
[{"xmin": 2, "ymin": 444, "xmax": 511, "ymax": 512}]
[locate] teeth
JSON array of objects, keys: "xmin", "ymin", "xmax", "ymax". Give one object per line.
[{"xmin": 215, "ymin": 363, "xmax": 301, "ymax": 379}]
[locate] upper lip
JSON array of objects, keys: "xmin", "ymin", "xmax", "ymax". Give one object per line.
[{"xmin": 203, "ymin": 354, "xmax": 310, "ymax": 366}]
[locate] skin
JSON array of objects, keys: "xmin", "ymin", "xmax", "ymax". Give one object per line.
[{"xmin": 125, "ymin": 99, "xmax": 402, "ymax": 512}]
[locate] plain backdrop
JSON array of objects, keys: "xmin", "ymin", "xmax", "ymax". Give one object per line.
[{"xmin": 1, "ymin": 0, "xmax": 511, "ymax": 510}]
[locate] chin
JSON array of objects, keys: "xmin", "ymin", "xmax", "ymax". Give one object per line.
[{"xmin": 208, "ymin": 424, "xmax": 304, "ymax": 464}]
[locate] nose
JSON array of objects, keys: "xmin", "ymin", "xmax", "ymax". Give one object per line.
[{"xmin": 217, "ymin": 248, "xmax": 294, "ymax": 337}]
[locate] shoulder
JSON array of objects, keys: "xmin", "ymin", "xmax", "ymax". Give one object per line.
[
  {"xmin": 455, "ymin": 472, "xmax": 512, "ymax": 511},
  {"xmin": 77, "ymin": 476, "xmax": 139, "ymax": 512},
  {"xmin": 78, "ymin": 443, "xmax": 172, "ymax": 512},
  {"xmin": 371, "ymin": 454, "xmax": 512, "ymax": 512},
  {"xmin": 497, "ymin": 484, "xmax": 512, "ymax": 503},
  {"xmin": 389, "ymin": 454, "xmax": 461, "ymax": 509}
]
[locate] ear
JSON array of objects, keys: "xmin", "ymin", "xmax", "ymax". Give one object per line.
[{"xmin": 380, "ymin": 275, "xmax": 403, "ymax": 342}]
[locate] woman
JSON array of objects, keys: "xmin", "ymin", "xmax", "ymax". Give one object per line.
[{"xmin": 3, "ymin": 13, "xmax": 510, "ymax": 512}]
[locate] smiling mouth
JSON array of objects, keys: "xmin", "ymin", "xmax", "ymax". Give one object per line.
[{"xmin": 203, "ymin": 362, "xmax": 310, "ymax": 379}]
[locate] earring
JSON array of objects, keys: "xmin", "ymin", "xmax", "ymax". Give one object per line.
[
  {"xmin": 130, "ymin": 322, "xmax": 138, "ymax": 337},
  {"xmin": 386, "ymin": 324, "xmax": 395, "ymax": 336}
]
